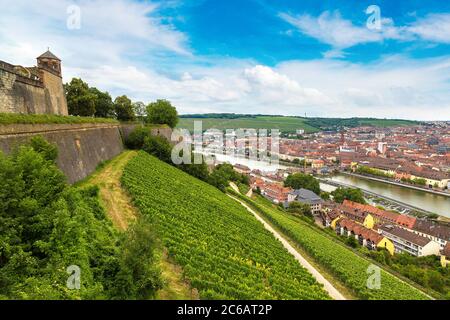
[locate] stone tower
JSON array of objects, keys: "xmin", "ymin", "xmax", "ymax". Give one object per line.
[
  {"xmin": 36, "ymin": 50, "xmax": 68, "ymax": 115},
  {"xmin": 0, "ymin": 50, "xmax": 68, "ymax": 115}
]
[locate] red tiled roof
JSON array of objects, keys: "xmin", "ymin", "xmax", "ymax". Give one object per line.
[
  {"xmin": 336, "ymin": 218, "xmax": 384, "ymax": 244},
  {"xmin": 343, "ymin": 200, "xmax": 398, "ymax": 223},
  {"xmin": 396, "ymin": 215, "xmax": 417, "ymax": 229}
]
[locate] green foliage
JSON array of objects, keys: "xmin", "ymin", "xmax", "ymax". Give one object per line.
[
  {"xmin": 125, "ymin": 126, "xmax": 152, "ymax": 150},
  {"xmin": 177, "ymin": 115, "xmax": 418, "ymax": 134},
  {"xmin": 331, "ymin": 187, "xmax": 366, "ymax": 204},
  {"xmin": 207, "ymin": 169, "xmax": 230, "ymax": 192},
  {"xmin": 65, "ymin": 78, "xmax": 96, "ymax": 117},
  {"xmin": 344, "ymin": 236, "xmax": 359, "ymax": 248},
  {"xmin": 146, "ymin": 99, "xmax": 178, "ymax": 128},
  {"xmin": 284, "ymin": 173, "xmax": 320, "ymax": 195},
  {"xmin": 90, "ymin": 87, "xmax": 115, "ymax": 118},
  {"xmin": 109, "ymin": 218, "xmax": 163, "ymax": 299},
  {"xmin": 234, "ymin": 195, "xmax": 429, "ymax": 300},
  {"xmin": 142, "ymin": 135, "xmax": 172, "ymax": 163},
  {"xmin": 177, "ymin": 153, "xmax": 210, "ymax": 182},
  {"xmin": 356, "ymin": 166, "xmax": 395, "ymax": 178},
  {"xmin": 0, "ymin": 140, "xmax": 161, "ymax": 300},
  {"xmin": 114, "ymin": 95, "xmax": 136, "ymax": 122},
  {"xmin": 29, "ymin": 136, "xmax": 58, "ymax": 162},
  {"xmin": 385, "ymin": 253, "xmax": 449, "ymax": 296},
  {"xmin": 0, "ymin": 113, "xmax": 119, "ymax": 125},
  {"xmin": 208, "ymin": 163, "xmax": 249, "ymax": 192},
  {"xmin": 320, "ymin": 191, "xmax": 330, "ymax": 200},
  {"xmin": 287, "ymin": 202, "xmax": 312, "ymax": 217},
  {"xmin": 121, "ymin": 151, "xmax": 331, "ymax": 299}
]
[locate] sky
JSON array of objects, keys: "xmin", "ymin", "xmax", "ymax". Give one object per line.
[{"xmin": 1, "ymin": 0, "xmax": 450, "ymax": 120}]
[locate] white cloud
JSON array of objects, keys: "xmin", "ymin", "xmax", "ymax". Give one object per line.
[
  {"xmin": 408, "ymin": 14, "xmax": 450, "ymax": 44},
  {"xmin": 279, "ymin": 11, "xmax": 409, "ymax": 57},
  {"xmin": 279, "ymin": 10, "xmax": 450, "ymax": 57},
  {"xmin": 0, "ymin": 0, "xmax": 189, "ymax": 68},
  {"xmin": 1, "ymin": 1, "xmax": 449, "ymax": 120}
]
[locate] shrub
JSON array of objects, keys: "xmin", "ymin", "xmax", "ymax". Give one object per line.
[
  {"xmin": 125, "ymin": 127, "xmax": 152, "ymax": 150},
  {"xmin": 142, "ymin": 135, "xmax": 172, "ymax": 163},
  {"xmin": 29, "ymin": 136, "xmax": 58, "ymax": 162}
]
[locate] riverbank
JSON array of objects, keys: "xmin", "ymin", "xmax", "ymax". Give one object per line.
[
  {"xmin": 325, "ymin": 174, "xmax": 450, "ymax": 220},
  {"xmin": 342, "ymin": 172, "xmax": 450, "ymax": 198}
]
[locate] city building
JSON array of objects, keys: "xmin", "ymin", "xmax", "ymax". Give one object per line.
[
  {"xmin": 378, "ymin": 224, "xmax": 441, "ymax": 257},
  {"xmin": 286, "ymin": 188, "xmax": 323, "ymax": 214},
  {"xmin": 334, "ymin": 218, "xmax": 394, "ymax": 255}
]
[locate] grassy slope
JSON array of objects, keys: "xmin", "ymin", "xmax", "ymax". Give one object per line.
[
  {"xmin": 177, "ymin": 116, "xmax": 418, "ymax": 133},
  {"xmin": 232, "ymin": 193, "xmax": 430, "ymax": 300},
  {"xmin": 177, "ymin": 116, "xmax": 319, "ymax": 133},
  {"xmin": 79, "ymin": 151, "xmax": 197, "ymax": 300},
  {"xmin": 122, "ymin": 151, "xmax": 331, "ymax": 300}
]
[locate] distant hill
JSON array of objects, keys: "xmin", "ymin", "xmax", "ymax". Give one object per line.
[{"xmin": 177, "ymin": 114, "xmax": 420, "ymax": 133}]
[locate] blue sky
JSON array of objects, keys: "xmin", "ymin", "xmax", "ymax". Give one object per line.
[{"xmin": 1, "ymin": 0, "xmax": 450, "ymax": 120}]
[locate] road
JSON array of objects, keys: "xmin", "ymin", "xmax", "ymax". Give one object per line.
[{"xmin": 229, "ymin": 195, "xmax": 347, "ymax": 300}]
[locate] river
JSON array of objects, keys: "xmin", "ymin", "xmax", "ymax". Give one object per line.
[{"xmin": 328, "ymin": 174, "xmax": 450, "ymax": 217}]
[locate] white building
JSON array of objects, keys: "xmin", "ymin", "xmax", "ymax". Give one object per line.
[{"xmin": 378, "ymin": 224, "xmax": 441, "ymax": 257}]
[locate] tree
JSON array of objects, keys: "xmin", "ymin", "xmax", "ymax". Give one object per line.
[
  {"xmin": 345, "ymin": 236, "xmax": 359, "ymax": 248},
  {"xmin": 146, "ymin": 99, "xmax": 179, "ymax": 128},
  {"xmin": 331, "ymin": 187, "xmax": 366, "ymax": 204},
  {"xmin": 320, "ymin": 191, "xmax": 330, "ymax": 200},
  {"xmin": 142, "ymin": 135, "xmax": 172, "ymax": 163},
  {"xmin": 177, "ymin": 152, "xmax": 210, "ymax": 182},
  {"xmin": 208, "ymin": 169, "xmax": 230, "ymax": 192},
  {"xmin": 125, "ymin": 126, "xmax": 152, "ymax": 150},
  {"xmin": 90, "ymin": 87, "xmax": 114, "ymax": 118},
  {"xmin": 287, "ymin": 202, "xmax": 312, "ymax": 216},
  {"xmin": 65, "ymin": 78, "xmax": 96, "ymax": 116},
  {"xmin": 114, "ymin": 95, "xmax": 135, "ymax": 121},
  {"xmin": 284, "ymin": 173, "xmax": 320, "ymax": 194}
]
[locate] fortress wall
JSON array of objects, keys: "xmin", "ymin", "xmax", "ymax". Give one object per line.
[
  {"xmin": 0, "ymin": 123, "xmax": 124, "ymax": 184},
  {"xmin": 0, "ymin": 123, "xmax": 173, "ymax": 184},
  {"xmin": 0, "ymin": 68, "xmax": 50, "ymax": 114},
  {"xmin": 40, "ymin": 69, "xmax": 68, "ymax": 115},
  {"xmin": 0, "ymin": 62, "xmax": 67, "ymax": 115}
]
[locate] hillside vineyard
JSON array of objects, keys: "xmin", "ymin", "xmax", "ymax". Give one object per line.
[
  {"xmin": 241, "ymin": 196, "xmax": 430, "ymax": 300},
  {"xmin": 121, "ymin": 152, "xmax": 330, "ymax": 299}
]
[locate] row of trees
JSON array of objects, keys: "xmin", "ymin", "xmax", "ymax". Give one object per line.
[{"xmin": 64, "ymin": 78, "xmax": 179, "ymax": 128}]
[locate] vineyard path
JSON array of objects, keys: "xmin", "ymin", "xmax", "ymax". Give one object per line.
[{"xmin": 229, "ymin": 195, "xmax": 347, "ymax": 300}]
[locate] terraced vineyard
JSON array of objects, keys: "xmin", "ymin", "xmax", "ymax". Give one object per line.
[
  {"xmin": 121, "ymin": 151, "xmax": 330, "ymax": 300},
  {"xmin": 237, "ymin": 195, "xmax": 430, "ymax": 300}
]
